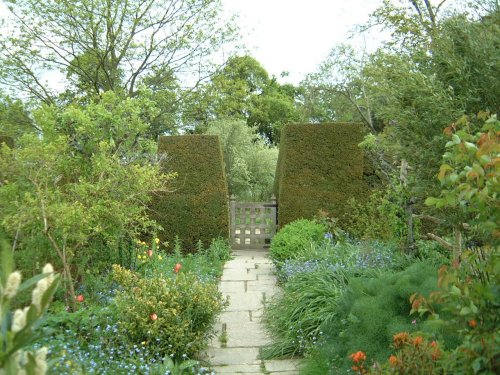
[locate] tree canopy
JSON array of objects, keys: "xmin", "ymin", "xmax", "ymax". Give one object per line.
[{"xmin": 0, "ymin": 0, "xmax": 237, "ymax": 103}]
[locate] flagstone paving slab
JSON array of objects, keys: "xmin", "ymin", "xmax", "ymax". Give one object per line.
[{"xmin": 206, "ymin": 248, "xmax": 302, "ymax": 374}]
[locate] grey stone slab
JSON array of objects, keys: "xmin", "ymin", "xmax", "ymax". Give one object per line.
[
  {"xmin": 212, "ymin": 364, "xmax": 263, "ymax": 373},
  {"xmin": 219, "ymin": 281, "xmax": 246, "ymax": 293},
  {"xmin": 264, "ymin": 359, "xmax": 302, "ymax": 372},
  {"xmin": 224, "ymin": 322, "xmax": 272, "ymax": 347},
  {"xmin": 246, "ymin": 283, "xmax": 279, "ymax": 295},
  {"xmin": 221, "ymin": 269, "xmax": 258, "ymax": 281},
  {"xmin": 206, "ymin": 347, "xmax": 261, "ymax": 365},
  {"xmin": 256, "ymin": 274, "xmax": 277, "ymax": 281},
  {"xmin": 218, "ymin": 311, "xmax": 252, "ymax": 324},
  {"xmin": 224, "ymin": 292, "xmax": 264, "ymax": 311}
]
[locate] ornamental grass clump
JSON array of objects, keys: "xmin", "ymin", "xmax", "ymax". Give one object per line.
[
  {"xmin": 111, "ymin": 264, "xmax": 227, "ymax": 359},
  {"xmin": 262, "ymin": 266, "xmax": 347, "ymax": 359}
]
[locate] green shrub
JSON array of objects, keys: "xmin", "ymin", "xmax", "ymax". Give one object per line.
[
  {"xmin": 341, "ymin": 189, "xmax": 404, "ymax": 241},
  {"xmin": 269, "ymin": 219, "xmax": 326, "ymax": 265},
  {"xmin": 151, "ymin": 135, "xmax": 229, "ymax": 252},
  {"xmin": 274, "ymin": 123, "xmax": 370, "ymax": 227},
  {"xmin": 111, "ymin": 264, "xmax": 227, "ymax": 359},
  {"xmin": 302, "ymin": 262, "xmax": 442, "ymax": 374}
]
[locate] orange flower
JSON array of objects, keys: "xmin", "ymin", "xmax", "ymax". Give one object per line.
[
  {"xmin": 431, "ymin": 349, "xmax": 441, "ymax": 360},
  {"xmin": 389, "ymin": 355, "xmax": 398, "ymax": 366},
  {"xmin": 146, "ymin": 249, "xmax": 153, "ymax": 257},
  {"xmin": 468, "ymin": 319, "xmax": 477, "ymax": 328},
  {"xmin": 393, "ymin": 332, "xmax": 410, "ymax": 348},
  {"xmin": 413, "ymin": 336, "xmax": 423, "ymax": 346},
  {"xmin": 75, "ymin": 294, "xmax": 85, "ymax": 302},
  {"xmin": 174, "ymin": 263, "xmax": 182, "ymax": 273},
  {"xmin": 149, "ymin": 313, "xmax": 158, "ymax": 321},
  {"xmin": 350, "ymin": 351, "xmax": 366, "ymax": 363},
  {"xmin": 430, "ymin": 341, "xmax": 438, "ymax": 348}
]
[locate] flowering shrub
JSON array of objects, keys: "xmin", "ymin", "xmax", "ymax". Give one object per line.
[
  {"xmin": 367, "ymin": 333, "xmax": 444, "ymax": 374},
  {"xmin": 111, "ymin": 264, "xmax": 227, "ymax": 359}
]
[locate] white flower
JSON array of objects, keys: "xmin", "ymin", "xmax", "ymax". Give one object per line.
[
  {"xmin": 35, "ymin": 347, "xmax": 48, "ymax": 375},
  {"xmin": 11, "ymin": 307, "xmax": 29, "ymax": 333},
  {"xmin": 4, "ymin": 271, "xmax": 22, "ymax": 299},
  {"xmin": 42, "ymin": 264, "xmax": 54, "ymax": 284},
  {"xmin": 32, "ymin": 278, "xmax": 49, "ymax": 313}
]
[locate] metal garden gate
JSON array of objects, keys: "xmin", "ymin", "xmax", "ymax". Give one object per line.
[{"xmin": 229, "ymin": 196, "xmax": 277, "ymax": 249}]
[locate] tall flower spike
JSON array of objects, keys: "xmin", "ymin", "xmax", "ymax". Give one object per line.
[{"xmin": 4, "ymin": 271, "xmax": 22, "ymax": 299}]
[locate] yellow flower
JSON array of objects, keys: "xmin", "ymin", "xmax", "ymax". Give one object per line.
[
  {"xmin": 158, "ymin": 255, "xmax": 163, "ymax": 260},
  {"xmin": 137, "ymin": 255, "xmax": 141, "ymax": 259},
  {"xmin": 154, "ymin": 238, "xmax": 160, "ymax": 244}
]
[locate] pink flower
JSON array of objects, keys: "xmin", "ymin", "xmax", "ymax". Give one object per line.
[
  {"xmin": 149, "ymin": 313, "xmax": 158, "ymax": 321},
  {"xmin": 146, "ymin": 249, "xmax": 153, "ymax": 257},
  {"xmin": 174, "ymin": 263, "xmax": 182, "ymax": 273},
  {"xmin": 76, "ymin": 294, "xmax": 84, "ymax": 302}
]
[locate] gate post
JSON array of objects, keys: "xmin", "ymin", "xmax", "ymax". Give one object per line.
[
  {"xmin": 229, "ymin": 195, "xmax": 236, "ymax": 245},
  {"xmin": 270, "ymin": 195, "xmax": 277, "ymax": 236}
]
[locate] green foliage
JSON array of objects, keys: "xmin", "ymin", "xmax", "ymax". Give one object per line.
[
  {"xmin": 341, "ymin": 188, "xmax": 404, "ymax": 241},
  {"xmin": 111, "ymin": 264, "xmax": 227, "ymax": 360},
  {"xmin": 0, "ymin": 135, "xmax": 14, "ymax": 149},
  {"xmin": 269, "ymin": 219, "xmax": 326, "ymax": 265},
  {"xmin": 0, "ymin": 96, "xmax": 33, "ymax": 140},
  {"xmin": 0, "ymin": 92, "xmax": 170, "ymax": 307},
  {"xmin": 410, "ymin": 247, "xmax": 499, "ymax": 374},
  {"xmin": 0, "ymin": 237, "xmax": 60, "ymax": 374},
  {"xmin": 184, "ymin": 55, "xmax": 303, "ymax": 143},
  {"xmin": 0, "ymin": 0, "xmax": 237, "ymax": 105},
  {"xmin": 262, "ymin": 267, "xmax": 346, "ymax": 359},
  {"xmin": 204, "ymin": 119, "xmax": 278, "ymax": 200},
  {"xmin": 151, "ymin": 135, "xmax": 229, "ymax": 251},
  {"xmin": 274, "ymin": 123, "xmax": 369, "ymax": 227},
  {"xmin": 303, "ymin": 262, "xmax": 440, "ymax": 374},
  {"xmin": 425, "ymin": 114, "xmax": 499, "ymax": 245}
]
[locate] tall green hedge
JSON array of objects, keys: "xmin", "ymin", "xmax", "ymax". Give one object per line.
[
  {"xmin": 151, "ymin": 135, "xmax": 229, "ymax": 252},
  {"xmin": 0, "ymin": 135, "xmax": 14, "ymax": 148},
  {"xmin": 274, "ymin": 123, "xmax": 367, "ymax": 227}
]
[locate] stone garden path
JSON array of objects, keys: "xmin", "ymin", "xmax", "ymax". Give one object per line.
[{"xmin": 204, "ymin": 249, "xmax": 301, "ymax": 374}]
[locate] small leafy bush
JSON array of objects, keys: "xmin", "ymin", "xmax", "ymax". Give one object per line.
[
  {"xmin": 270, "ymin": 219, "xmax": 326, "ymax": 265},
  {"xmin": 111, "ymin": 264, "xmax": 227, "ymax": 359}
]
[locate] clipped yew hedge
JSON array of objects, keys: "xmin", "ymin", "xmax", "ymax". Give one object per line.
[
  {"xmin": 151, "ymin": 135, "xmax": 229, "ymax": 252},
  {"xmin": 274, "ymin": 123, "xmax": 367, "ymax": 227}
]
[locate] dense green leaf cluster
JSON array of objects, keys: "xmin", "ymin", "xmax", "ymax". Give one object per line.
[{"xmin": 269, "ymin": 219, "xmax": 326, "ymax": 265}]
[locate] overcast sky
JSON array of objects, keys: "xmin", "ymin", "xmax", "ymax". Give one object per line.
[{"xmin": 221, "ymin": 0, "xmax": 385, "ymax": 84}]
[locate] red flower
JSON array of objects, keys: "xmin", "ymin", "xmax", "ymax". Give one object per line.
[
  {"xmin": 76, "ymin": 294, "xmax": 84, "ymax": 302},
  {"xmin": 149, "ymin": 313, "xmax": 158, "ymax": 321},
  {"xmin": 146, "ymin": 249, "xmax": 153, "ymax": 257},
  {"xmin": 174, "ymin": 263, "xmax": 182, "ymax": 273}
]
